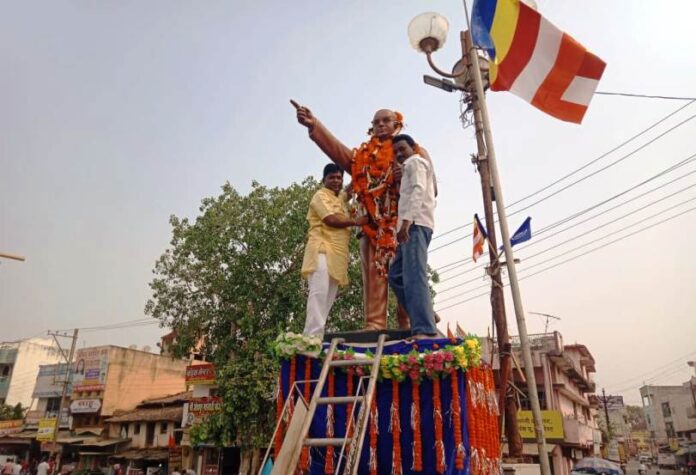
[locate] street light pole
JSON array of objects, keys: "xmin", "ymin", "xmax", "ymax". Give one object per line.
[
  {"xmin": 461, "ymin": 31, "xmax": 522, "ymax": 458},
  {"xmin": 407, "ymin": 12, "xmax": 551, "ymax": 475},
  {"xmin": 464, "ymin": 30, "xmax": 551, "ymax": 475}
]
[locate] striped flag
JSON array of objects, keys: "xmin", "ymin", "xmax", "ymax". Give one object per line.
[
  {"xmin": 472, "ymin": 0, "xmax": 606, "ymax": 123},
  {"xmin": 472, "ymin": 213, "xmax": 488, "ymax": 262}
]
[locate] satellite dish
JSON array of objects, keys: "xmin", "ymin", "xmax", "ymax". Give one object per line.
[
  {"xmin": 142, "ymin": 345, "xmax": 151, "ymax": 353},
  {"xmin": 128, "ymin": 344, "xmax": 138, "ymax": 350}
]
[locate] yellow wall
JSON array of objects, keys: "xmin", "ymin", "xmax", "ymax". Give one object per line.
[{"xmin": 101, "ymin": 347, "xmax": 188, "ymax": 415}]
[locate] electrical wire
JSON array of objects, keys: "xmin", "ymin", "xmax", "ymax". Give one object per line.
[
  {"xmin": 433, "ymin": 152, "xmax": 696, "ymax": 276},
  {"xmin": 431, "ymin": 100, "xmax": 695, "ymax": 241},
  {"xmin": 435, "ymin": 203, "xmax": 696, "ymax": 311},
  {"xmin": 595, "ymin": 92, "xmax": 696, "ymax": 101},
  {"xmin": 430, "ymin": 112, "xmax": 696, "ymax": 254}
]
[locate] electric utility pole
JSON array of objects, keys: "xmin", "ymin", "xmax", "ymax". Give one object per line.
[
  {"xmin": 46, "ymin": 329, "xmax": 79, "ymax": 462},
  {"xmin": 462, "ymin": 31, "xmax": 522, "ymax": 457}
]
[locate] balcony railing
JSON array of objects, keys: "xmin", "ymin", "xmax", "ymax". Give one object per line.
[{"xmin": 563, "ymin": 416, "xmax": 595, "ymax": 446}]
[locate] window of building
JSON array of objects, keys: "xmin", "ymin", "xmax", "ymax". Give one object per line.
[
  {"xmin": 146, "ymin": 422, "xmax": 156, "ymax": 446},
  {"xmin": 160, "ymin": 422, "xmax": 168, "ymax": 434},
  {"xmin": 0, "ymin": 365, "xmax": 10, "ymax": 380},
  {"xmin": 174, "ymin": 430, "xmax": 183, "ymax": 445},
  {"xmin": 519, "ymin": 388, "xmax": 547, "ymax": 410},
  {"xmin": 665, "ymin": 422, "xmax": 676, "ymax": 438},
  {"xmin": 133, "ymin": 423, "xmax": 141, "ymax": 435},
  {"xmin": 661, "ymin": 402, "xmax": 671, "ymax": 417},
  {"xmin": 45, "ymin": 397, "xmax": 61, "ymax": 413},
  {"xmin": 120, "ymin": 424, "xmax": 128, "ymax": 439}
]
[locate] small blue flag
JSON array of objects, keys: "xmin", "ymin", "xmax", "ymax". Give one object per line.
[
  {"xmin": 500, "ymin": 217, "xmax": 532, "ymax": 250},
  {"xmin": 260, "ymin": 459, "xmax": 273, "ymax": 475}
]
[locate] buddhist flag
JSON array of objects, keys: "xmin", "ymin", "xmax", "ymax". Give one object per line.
[
  {"xmin": 472, "ymin": 213, "xmax": 488, "ymax": 262},
  {"xmin": 472, "ymin": 0, "xmax": 606, "ymax": 123}
]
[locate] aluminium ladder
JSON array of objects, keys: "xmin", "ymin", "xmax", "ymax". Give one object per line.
[{"xmin": 268, "ymin": 334, "xmax": 387, "ymax": 475}]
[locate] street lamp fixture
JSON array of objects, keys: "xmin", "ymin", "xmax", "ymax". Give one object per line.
[{"xmin": 407, "ymin": 12, "xmax": 489, "ymax": 90}]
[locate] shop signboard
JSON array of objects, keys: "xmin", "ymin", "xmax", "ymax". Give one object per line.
[
  {"xmin": 182, "ymin": 397, "xmax": 222, "ymax": 427},
  {"xmin": 72, "ymin": 347, "xmax": 109, "ymax": 392},
  {"xmin": 185, "ymin": 363, "xmax": 216, "ymax": 385},
  {"xmin": 69, "ymin": 399, "xmax": 102, "ymax": 414},
  {"xmin": 0, "ymin": 420, "xmax": 23, "ymax": 437},
  {"xmin": 36, "ymin": 418, "xmax": 57, "ymax": 441},
  {"xmin": 517, "ymin": 410, "xmax": 565, "ymax": 440}
]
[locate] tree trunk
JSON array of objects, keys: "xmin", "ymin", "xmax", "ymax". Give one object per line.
[
  {"xmin": 238, "ymin": 450, "xmax": 251, "ymax": 475},
  {"xmin": 251, "ymin": 449, "xmax": 261, "ymax": 474},
  {"xmin": 238, "ymin": 448, "xmax": 262, "ymax": 475}
]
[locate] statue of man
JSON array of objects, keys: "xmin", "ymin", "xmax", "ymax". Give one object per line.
[{"xmin": 292, "ymin": 101, "xmax": 434, "ymax": 331}]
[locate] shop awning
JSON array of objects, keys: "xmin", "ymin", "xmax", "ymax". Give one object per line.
[
  {"xmin": 114, "ymin": 449, "xmax": 169, "ymax": 461},
  {"xmin": 77, "ymin": 438, "xmax": 129, "ymax": 447},
  {"xmin": 75, "ymin": 427, "xmax": 103, "ymax": 436}
]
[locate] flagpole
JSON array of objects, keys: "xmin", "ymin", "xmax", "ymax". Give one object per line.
[{"xmin": 462, "ymin": 3, "xmax": 552, "ymax": 474}]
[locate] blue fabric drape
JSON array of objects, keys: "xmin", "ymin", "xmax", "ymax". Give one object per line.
[{"xmin": 278, "ymin": 338, "xmax": 471, "ymax": 475}]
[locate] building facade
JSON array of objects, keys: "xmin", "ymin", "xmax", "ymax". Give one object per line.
[
  {"xmin": 488, "ymin": 332, "xmax": 601, "ymax": 475},
  {"xmin": 640, "ymin": 379, "xmax": 696, "ymax": 446},
  {"xmin": 0, "ymin": 338, "xmax": 63, "ymax": 407}
]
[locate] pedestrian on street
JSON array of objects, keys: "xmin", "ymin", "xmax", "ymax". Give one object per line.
[{"xmin": 36, "ymin": 460, "xmax": 49, "ymax": 475}]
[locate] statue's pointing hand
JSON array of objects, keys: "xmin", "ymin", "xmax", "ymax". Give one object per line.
[{"xmin": 290, "ymin": 99, "xmax": 315, "ymax": 130}]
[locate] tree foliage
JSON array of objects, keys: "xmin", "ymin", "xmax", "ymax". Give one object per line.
[
  {"xmin": 147, "ymin": 178, "xmax": 439, "ymax": 451},
  {"xmin": 0, "ymin": 403, "xmax": 24, "ymax": 421},
  {"xmin": 146, "ymin": 179, "xmax": 365, "ymax": 448}
]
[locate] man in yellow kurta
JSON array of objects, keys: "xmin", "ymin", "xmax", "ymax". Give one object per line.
[{"xmin": 301, "ymin": 164, "xmax": 368, "ymax": 337}]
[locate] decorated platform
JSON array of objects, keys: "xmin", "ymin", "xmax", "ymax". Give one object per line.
[{"xmin": 271, "ymin": 333, "xmax": 502, "ymax": 475}]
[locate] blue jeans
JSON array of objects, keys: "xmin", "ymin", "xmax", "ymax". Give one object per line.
[{"xmin": 388, "ymin": 224, "xmax": 437, "ymax": 335}]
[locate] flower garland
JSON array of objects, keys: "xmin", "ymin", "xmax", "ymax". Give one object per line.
[
  {"xmin": 376, "ymin": 338, "xmax": 481, "ymax": 381},
  {"xmin": 346, "ymin": 368, "xmax": 355, "ymax": 437},
  {"xmin": 274, "ymin": 374, "xmax": 284, "ymax": 460},
  {"xmin": 369, "ymin": 394, "xmax": 378, "ymax": 475},
  {"xmin": 433, "ymin": 377, "xmax": 446, "ymax": 474},
  {"xmin": 350, "ymin": 134, "xmax": 399, "ymax": 277},
  {"xmin": 450, "ymin": 371, "xmax": 466, "ymax": 470},
  {"xmin": 324, "ymin": 369, "xmax": 335, "ymax": 475},
  {"xmin": 299, "ymin": 358, "xmax": 312, "ymax": 472},
  {"xmin": 390, "ymin": 379, "xmax": 402, "ymax": 475},
  {"xmin": 271, "ymin": 332, "xmax": 322, "ymax": 359},
  {"xmin": 467, "ymin": 365, "xmax": 501, "ymax": 475},
  {"xmin": 410, "ymin": 379, "xmax": 423, "ymax": 472}
]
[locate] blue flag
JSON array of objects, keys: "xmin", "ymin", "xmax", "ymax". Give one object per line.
[
  {"xmin": 260, "ymin": 459, "xmax": 273, "ymax": 475},
  {"xmin": 500, "ymin": 217, "xmax": 532, "ymax": 249}
]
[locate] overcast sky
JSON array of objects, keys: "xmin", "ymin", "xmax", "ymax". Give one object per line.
[{"xmin": 1, "ymin": 1, "xmax": 695, "ymax": 405}]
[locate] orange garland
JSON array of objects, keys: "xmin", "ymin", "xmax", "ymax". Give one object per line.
[
  {"xmin": 324, "ymin": 370, "xmax": 335, "ymax": 475},
  {"xmin": 369, "ymin": 391, "xmax": 378, "ymax": 475},
  {"xmin": 450, "ymin": 371, "xmax": 465, "ymax": 470},
  {"xmin": 433, "ymin": 377, "xmax": 446, "ymax": 474},
  {"xmin": 467, "ymin": 366, "xmax": 501, "ymax": 475},
  {"xmin": 411, "ymin": 380, "xmax": 423, "ymax": 472},
  {"xmin": 391, "ymin": 379, "xmax": 402, "ymax": 475},
  {"xmin": 351, "ymin": 137, "xmax": 399, "ymax": 277},
  {"xmin": 274, "ymin": 374, "xmax": 284, "ymax": 460},
  {"xmin": 299, "ymin": 358, "xmax": 312, "ymax": 472},
  {"xmin": 346, "ymin": 368, "xmax": 355, "ymax": 437}
]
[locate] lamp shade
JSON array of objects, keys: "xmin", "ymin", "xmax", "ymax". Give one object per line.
[{"xmin": 407, "ymin": 12, "xmax": 449, "ymax": 53}]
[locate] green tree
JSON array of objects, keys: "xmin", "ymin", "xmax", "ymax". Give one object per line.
[
  {"xmin": 146, "ymin": 178, "xmax": 438, "ymax": 473},
  {"xmin": 146, "ymin": 179, "xmax": 364, "ymax": 470},
  {"xmin": 0, "ymin": 403, "xmax": 24, "ymax": 420}
]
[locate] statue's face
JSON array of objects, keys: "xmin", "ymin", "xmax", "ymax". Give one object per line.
[{"xmin": 371, "ymin": 110, "xmax": 400, "ymax": 140}]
